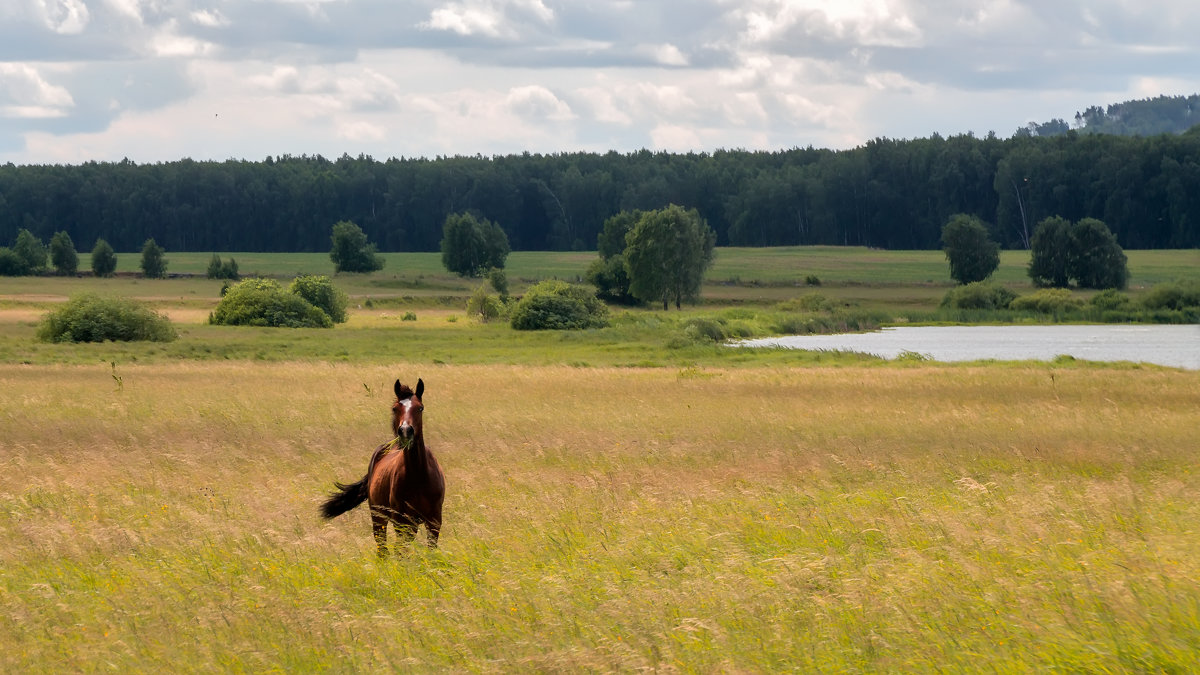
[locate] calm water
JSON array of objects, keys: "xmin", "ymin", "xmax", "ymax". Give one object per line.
[{"xmin": 738, "ymin": 324, "xmax": 1200, "ymax": 369}]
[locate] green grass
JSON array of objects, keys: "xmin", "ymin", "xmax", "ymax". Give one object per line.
[{"xmin": 1, "ymin": 363, "xmax": 1197, "ymax": 671}]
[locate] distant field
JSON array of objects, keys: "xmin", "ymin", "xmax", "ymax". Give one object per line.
[{"xmin": 3, "ymin": 247, "xmax": 1196, "ymax": 309}]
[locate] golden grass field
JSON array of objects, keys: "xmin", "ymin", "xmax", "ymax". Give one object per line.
[{"xmin": 2, "ymin": 360, "xmax": 1198, "ymax": 671}]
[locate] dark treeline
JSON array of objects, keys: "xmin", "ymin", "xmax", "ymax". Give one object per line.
[{"xmin": 2, "ymin": 129, "xmax": 1199, "ymax": 255}]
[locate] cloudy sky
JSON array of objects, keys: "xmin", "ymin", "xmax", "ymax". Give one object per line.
[{"xmin": 2, "ymin": 0, "xmax": 1198, "ymax": 165}]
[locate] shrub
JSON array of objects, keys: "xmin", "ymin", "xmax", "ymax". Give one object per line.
[
  {"xmin": 681, "ymin": 317, "xmax": 727, "ymax": 342},
  {"xmin": 206, "ymin": 254, "xmax": 240, "ymax": 280},
  {"xmin": 804, "ymin": 275, "xmax": 821, "ymax": 286},
  {"xmin": 140, "ymin": 238, "xmax": 167, "ymax": 279},
  {"xmin": 1009, "ymin": 288, "xmax": 1084, "ymax": 313},
  {"xmin": 288, "ymin": 275, "xmax": 348, "ymax": 323},
  {"xmin": 49, "ymin": 231, "xmax": 78, "ymax": 275},
  {"xmin": 0, "ymin": 248, "xmax": 27, "ymax": 276},
  {"xmin": 1089, "ymin": 288, "xmax": 1132, "ymax": 310},
  {"xmin": 1141, "ymin": 280, "xmax": 1200, "ymax": 311},
  {"xmin": 91, "ymin": 239, "xmax": 117, "ymax": 277},
  {"xmin": 467, "ymin": 284, "xmax": 506, "ymax": 323},
  {"xmin": 940, "ymin": 282, "xmax": 1017, "ymax": 310},
  {"xmin": 37, "ymin": 294, "xmax": 176, "ymax": 343},
  {"xmin": 510, "ymin": 280, "xmax": 609, "ymax": 330},
  {"xmin": 13, "ymin": 229, "xmax": 47, "ymax": 274},
  {"xmin": 941, "ymin": 214, "xmax": 999, "ymax": 284},
  {"xmin": 487, "ymin": 267, "xmax": 509, "ymax": 299},
  {"xmin": 210, "ymin": 278, "xmax": 333, "ymax": 328}
]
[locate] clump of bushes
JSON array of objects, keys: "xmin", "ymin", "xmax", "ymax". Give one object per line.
[
  {"xmin": 206, "ymin": 254, "xmax": 240, "ymax": 280},
  {"xmin": 38, "ymin": 294, "xmax": 176, "ymax": 343},
  {"xmin": 1141, "ymin": 280, "xmax": 1200, "ymax": 311},
  {"xmin": 510, "ymin": 280, "xmax": 608, "ymax": 330},
  {"xmin": 940, "ymin": 282, "xmax": 1017, "ymax": 310},
  {"xmin": 1089, "ymin": 288, "xmax": 1132, "ymax": 311},
  {"xmin": 467, "ymin": 283, "xmax": 508, "ymax": 323},
  {"xmin": 1009, "ymin": 288, "xmax": 1084, "ymax": 314},
  {"xmin": 209, "ymin": 277, "xmax": 341, "ymax": 328},
  {"xmin": 289, "ymin": 275, "xmax": 348, "ymax": 323}
]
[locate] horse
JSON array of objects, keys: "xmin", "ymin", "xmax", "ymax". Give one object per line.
[{"xmin": 320, "ymin": 378, "xmax": 445, "ymax": 555}]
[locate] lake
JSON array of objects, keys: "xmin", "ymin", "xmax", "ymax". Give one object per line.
[{"xmin": 737, "ymin": 324, "xmax": 1199, "ymax": 369}]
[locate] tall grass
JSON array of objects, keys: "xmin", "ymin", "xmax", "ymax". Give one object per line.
[{"xmin": 2, "ymin": 362, "xmax": 1198, "ymax": 671}]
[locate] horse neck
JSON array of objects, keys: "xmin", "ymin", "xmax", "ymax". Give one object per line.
[{"xmin": 402, "ymin": 430, "xmax": 431, "ymax": 476}]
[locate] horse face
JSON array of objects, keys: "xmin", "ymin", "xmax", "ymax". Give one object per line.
[{"xmin": 391, "ymin": 379, "xmax": 425, "ymax": 441}]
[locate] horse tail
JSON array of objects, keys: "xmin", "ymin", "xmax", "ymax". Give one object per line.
[
  {"xmin": 320, "ymin": 475, "xmax": 367, "ymax": 519},
  {"xmin": 320, "ymin": 442, "xmax": 390, "ymax": 520}
]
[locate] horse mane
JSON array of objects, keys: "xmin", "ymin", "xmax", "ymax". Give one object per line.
[{"xmin": 395, "ymin": 383, "xmax": 415, "ymax": 400}]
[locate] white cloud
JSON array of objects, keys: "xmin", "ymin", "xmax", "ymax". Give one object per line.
[
  {"xmin": 505, "ymin": 84, "xmax": 574, "ymax": 121},
  {"xmin": 420, "ymin": 0, "xmax": 554, "ymax": 39},
  {"xmin": 36, "ymin": 0, "xmax": 90, "ymax": 34},
  {"xmin": 0, "ymin": 63, "xmax": 75, "ymax": 118},
  {"xmin": 190, "ymin": 9, "xmax": 230, "ymax": 28}
]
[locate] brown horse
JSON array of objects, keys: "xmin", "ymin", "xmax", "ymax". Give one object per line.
[{"xmin": 320, "ymin": 378, "xmax": 445, "ymax": 555}]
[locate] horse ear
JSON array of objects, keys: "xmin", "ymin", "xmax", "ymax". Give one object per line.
[
  {"xmin": 394, "ymin": 379, "xmax": 403, "ymax": 400},
  {"xmin": 416, "ymin": 378, "xmax": 424, "ymax": 400}
]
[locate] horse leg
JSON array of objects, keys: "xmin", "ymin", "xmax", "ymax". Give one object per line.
[
  {"xmin": 392, "ymin": 515, "xmax": 418, "ymax": 556},
  {"xmin": 425, "ymin": 519, "xmax": 441, "ymax": 548},
  {"xmin": 371, "ymin": 510, "xmax": 389, "ymax": 558}
]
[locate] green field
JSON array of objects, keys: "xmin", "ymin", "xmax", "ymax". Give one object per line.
[{"xmin": 1, "ymin": 247, "xmax": 1198, "ymax": 671}]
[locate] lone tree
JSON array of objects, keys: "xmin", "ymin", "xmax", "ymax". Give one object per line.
[
  {"xmin": 49, "ymin": 231, "xmax": 78, "ymax": 275},
  {"xmin": 1069, "ymin": 218, "xmax": 1128, "ymax": 289},
  {"xmin": 13, "ymin": 229, "xmax": 47, "ymax": 274},
  {"xmin": 624, "ymin": 204, "xmax": 716, "ymax": 310},
  {"xmin": 1029, "ymin": 216, "xmax": 1128, "ymax": 289},
  {"xmin": 440, "ymin": 212, "xmax": 510, "ymax": 277},
  {"xmin": 91, "ymin": 238, "xmax": 117, "ymax": 277},
  {"xmin": 140, "ymin": 238, "xmax": 167, "ymax": 279},
  {"xmin": 941, "ymin": 214, "xmax": 1000, "ymax": 284},
  {"xmin": 329, "ymin": 220, "xmax": 384, "ymax": 273},
  {"xmin": 1028, "ymin": 216, "xmax": 1072, "ymax": 287}
]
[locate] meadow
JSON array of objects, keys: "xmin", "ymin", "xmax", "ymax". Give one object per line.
[{"xmin": 1, "ymin": 247, "xmax": 1198, "ymax": 671}]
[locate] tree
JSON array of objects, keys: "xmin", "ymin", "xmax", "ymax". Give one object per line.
[
  {"xmin": 91, "ymin": 238, "xmax": 117, "ymax": 277},
  {"xmin": 586, "ymin": 210, "xmax": 641, "ymax": 304},
  {"xmin": 140, "ymin": 238, "xmax": 167, "ymax": 278},
  {"xmin": 329, "ymin": 220, "xmax": 384, "ymax": 273},
  {"xmin": 623, "ymin": 205, "xmax": 716, "ymax": 310},
  {"xmin": 1028, "ymin": 216, "xmax": 1072, "ymax": 287},
  {"xmin": 13, "ymin": 229, "xmax": 47, "ymax": 274},
  {"xmin": 941, "ymin": 214, "xmax": 1000, "ymax": 284},
  {"xmin": 440, "ymin": 212, "xmax": 510, "ymax": 277},
  {"xmin": 49, "ymin": 231, "xmax": 78, "ymax": 275},
  {"xmin": 1068, "ymin": 218, "xmax": 1128, "ymax": 289},
  {"xmin": 206, "ymin": 254, "xmax": 239, "ymax": 280}
]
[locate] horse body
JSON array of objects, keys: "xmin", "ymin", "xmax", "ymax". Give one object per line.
[{"xmin": 321, "ymin": 378, "xmax": 445, "ymax": 555}]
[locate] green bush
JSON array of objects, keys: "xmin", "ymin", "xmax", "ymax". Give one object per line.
[
  {"xmin": 510, "ymin": 280, "xmax": 609, "ymax": 330},
  {"xmin": 1089, "ymin": 288, "xmax": 1133, "ymax": 310},
  {"xmin": 37, "ymin": 294, "xmax": 176, "ymax": 343},
  {"xmin": 940, "ymin": 282, "xmax": 1017, "ymax": 310},
  {"xmin": 288, "ymin": 275, "xmax": 348, "ymax": 323},
  {"xmin": 206, "ymin": 254, "xmax": 240, "ymax": 280},
  {"xmin": 681, "ymin": 317, "xmax": 727, "ymax": 342},
  {"xmin": 0, "ymin": 248, "xmax": 27, "ymax": 276},
  {"xmin": 210, "ymin": 278, "xmax": 332, "ymax": 328},
  {"xmin": 467, "ymin": 283, "xmax": 506, "ymax": 323},
  {"xmin": 1141, "ymin": 280, "xmax": 1200, "ymax": 311},
  {"xmin": 1009, "ymin": 288, "xmax": 1084, "ymax": 313}
]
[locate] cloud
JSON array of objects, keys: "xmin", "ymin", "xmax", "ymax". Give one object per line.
[
  {"xmin": 505, "ymin": 84, "xmax": 574, "ymax": 121},
  {"xmin": 0, "ymin": 63, "xmax": 74, "ymax": 118}
]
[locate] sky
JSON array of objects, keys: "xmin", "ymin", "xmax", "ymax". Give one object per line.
[{"xmin": 2, "ymin": 0, "xmax": 1199, "ymax": 165}]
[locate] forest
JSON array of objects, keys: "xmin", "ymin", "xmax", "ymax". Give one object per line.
[{"xmin": 2, "ymin": 127, "xmax": 1199, "ymax": 254}]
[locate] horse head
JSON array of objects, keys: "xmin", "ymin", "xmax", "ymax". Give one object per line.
[{"xmin": 391, "ymin": 378, "xmax": 425, "ymax": 445}]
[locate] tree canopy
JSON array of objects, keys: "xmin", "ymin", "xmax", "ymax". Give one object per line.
[
  {"xmin": 440, "ymin": 212, "xmax": 510, "ymax": 277},
  {"xmin": 329, "ymin": 220, "xmax": 384, "ymax": 273},
  {"xmin": 941, "ymin": 214, "xmax": 1000, "ymax": 284},
  {"xmin": 1029, "ymin": 216, "xmax": 1129, "ymax": 289},
  {"xmin": 624, "ymin": 205, "xmax": 716, "ymax": 310}
]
